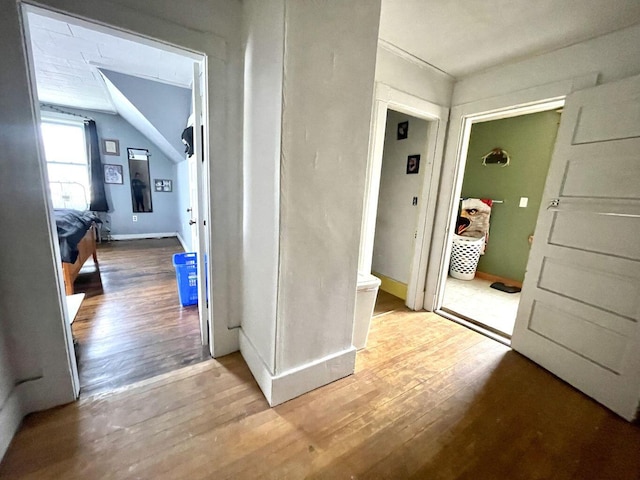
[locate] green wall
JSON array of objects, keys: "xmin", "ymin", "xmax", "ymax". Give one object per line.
[{"xmin": 461, "ymin": 110, "xmax": 560, "ymax": 282}]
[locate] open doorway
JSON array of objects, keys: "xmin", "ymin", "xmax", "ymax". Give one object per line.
[
  {"xmin": 427, "ymin": 100, "xmax": 565, "ymax": 343},
  {"xmin": 439, "ymin": 110, "xmax": 562, "ymax": 339},
  {"xmin": 23, "ymin": 6, "xmax": 211, "ymax": 396},
  {"xmin": 371, "ymin": 110, "xmax": 430, "ymax": 305},
  {"xmin": 359, "ymin": 84, "xmax": 449, "ymax": 313}
]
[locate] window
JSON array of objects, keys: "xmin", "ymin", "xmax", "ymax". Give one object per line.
[{"xmin": 41, "ymin": 119, "xmax": 90, "ymax": 210}]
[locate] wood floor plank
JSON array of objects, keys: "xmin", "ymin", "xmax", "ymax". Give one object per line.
[
  {"xmin": 70, "ymin": 238, "xmax": 209, "ymax": 396},
  {"xmin": 1, "ymin": 293, "xmax": 639, "ymax": 479}
]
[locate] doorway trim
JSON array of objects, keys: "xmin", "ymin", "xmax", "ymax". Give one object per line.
[
  {"xmin": 424, "ymin": 74, "xmax": 600, "ymax": 316},
  {"xmin": 359, "ymin": 83, "xmax": 449, "ymax": 310}
]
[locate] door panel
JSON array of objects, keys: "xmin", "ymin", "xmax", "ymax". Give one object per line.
[
  {"xmin": 573, "ymin": 101, "xmax": 640, "ymax": 144},
  {"xmin": 512, "ymin": 74, "xmax": 640, "ymax": 421},
  {"xmin": 191, "ymin": 61, "xmax": 208, "ymax": 346}
]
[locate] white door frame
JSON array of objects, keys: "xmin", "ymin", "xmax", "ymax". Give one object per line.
[
  {"xmin": 424, "ymin": 75, "xmax": 599, "ymax": 315},
  {"xmin": 359, "ymin": 83, "xmax": 449, "ymax": 310},
  {"xmin": 19, "ymin": 2, "xmax": 221, "ymax": 397}
]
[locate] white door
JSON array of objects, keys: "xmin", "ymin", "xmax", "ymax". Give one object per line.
[
  {"xmin": 511, "ymin": 74, "xmax": 640, "ymax": 421},
  {"xmin": 190, "ymin": 61, "xmax": 208, "ymax": 346}
]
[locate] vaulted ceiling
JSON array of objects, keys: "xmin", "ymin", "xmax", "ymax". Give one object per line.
[{"xmin": 379, "ymin": 0, "xmax": 640, "ymax": 78}]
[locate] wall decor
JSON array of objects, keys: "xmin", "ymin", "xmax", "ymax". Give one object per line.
[
  {"xmin": 127, "ymin": 148, "xmax": 153, "ymax": 213},
  {"xmin": 397, "ymin": 121, "xmax": 408, "ymax": 140},
  {"xmin": 102, "ymin": 138, "xmax": 120, "ymax": 156},
  {"xmin": 103, "ymin": 164, "xmax": 123, "ymax": 184},
  {"xmin": 154, "ymin": 179, "xmax": 173, "ymax": 192},
  {"xmin": 482, "ymin": 148, "xmax": 511, "ymax": 166},
  {"xmin": 406, "ymin": 154, "xmax": 420, "ymax": 174}
]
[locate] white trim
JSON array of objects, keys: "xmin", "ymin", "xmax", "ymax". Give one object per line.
[
  {"xmin": 0, "ymin": 389, "xmax": 23, "ymax": 460},
  {"xmin": 176, "ymin": 232, "xmax": 190, "ymax": 252},
  {"xmin": 110, "ymin": 232, "xmax": 178, "ymax": 241},
  {"xmin": 424, "ymin": 75, "xmax": 599, "ymax": 313},
  {"xmin": 240, "ymin": 329, "xmax": 356, "ymax": 407},
  {"xmin": 377, "ymin": 39, "xmax": 455, "ymax": 81},
  {"xmin": 359, "ymin": 82, "xmax": 449, "ymax": 310}
]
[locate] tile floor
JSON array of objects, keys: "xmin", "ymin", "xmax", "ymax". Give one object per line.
[{"xmin": 441, "ymin": 276, "xmax": 520, "ymax": 336}]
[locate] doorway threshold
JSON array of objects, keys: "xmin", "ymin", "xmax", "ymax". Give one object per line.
[{"xmin": 437, "ymin": 307, "xmax": 511, "ymax": 347}]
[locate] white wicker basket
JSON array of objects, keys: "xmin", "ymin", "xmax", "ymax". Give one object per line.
[{"xmin": 449, "ymin": 234, "xmax": 484, "ymax": 280}]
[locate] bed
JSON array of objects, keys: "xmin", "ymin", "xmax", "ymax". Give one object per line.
[{"xmin": 54, "ymin": 209, "xmax": 102, "ymax": 295}]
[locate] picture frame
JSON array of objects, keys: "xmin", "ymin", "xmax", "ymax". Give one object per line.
[
  {"xmin": 397, "ymin": 121, "xmax": 408, "ymax": 140},
  {"xmin": 103, "ymin": 164, "xmax": 123, "ymax": 184},
  {"xmin": 102, "ymin": 138, "xmax": 120, "ymax": 156},
  {"xmin": 154, "ymin": 179, "xmax": 173, "ymax": 192},
  {"xmin": 406, "ymin": 154, "xmax": 420, "ymax": 174}
]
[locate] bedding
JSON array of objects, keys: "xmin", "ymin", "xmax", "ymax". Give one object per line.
[{"xmin": 54, "ymin": 209, "xmax": 101, "ymax": 263}]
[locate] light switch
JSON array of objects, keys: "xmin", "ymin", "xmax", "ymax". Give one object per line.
[{"xmin": 519, "ymin": 197, "xmax": 528, "ymax": 208}]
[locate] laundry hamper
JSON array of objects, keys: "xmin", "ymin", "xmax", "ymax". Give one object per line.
[{"xmin": 449, "ymin": 234, "xmax": 484, "ymax": 280}]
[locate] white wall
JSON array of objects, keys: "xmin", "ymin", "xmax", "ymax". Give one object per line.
[
  {"xmin": 372, "ymin": 110, "xmax": 428, "ymax": 284},
  {"xmin": 375, "ymin": 44, "xmax": 454, "ymax": 107},
  {"xmin": 276, "ymin": 0, "xmax": 381, "ymax": 375},
  {"xmin": 240, "ymin": 0, "xmax": 284, "ymax": 375},
  {"xmin": 239, "ymin": 0, "xmax": 382, "ymax": 406},
  {"xmin": 453, "ymin": 23, "xmax": 640, "ymax": 106},
  {"xmin": 0, "ymin": 0, "xmax": 79, "ymax": 456},
  {"xmin": 0, "ymin": 0, "xmax": 243, "ymax": 459}
]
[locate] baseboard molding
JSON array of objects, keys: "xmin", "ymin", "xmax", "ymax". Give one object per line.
[
  {"xmin": 372, "ymin": 272, "xmax": 407, "ymax": 300},
  {"xmin": 0, "ymin": 388, "xmax": 23, "ymax": 462},
  {"xmin": 176, "ymin": 232, "xmax": 190, "ymax": 252},
  {"xmin": 239, "ymin": 329, "xmax": 356, "ymax": 407},
  {"xmin": 475, "ymin": 271, "xmax": 523, "ymax": 289},
  {"xmin": 110, "ymin": 232, "xmax": 178, "ymax": 241}
]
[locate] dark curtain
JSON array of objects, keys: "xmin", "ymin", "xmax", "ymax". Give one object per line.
[{"xmin": 85, "ymin": 120, "xmax": 109, "ymax": 212}]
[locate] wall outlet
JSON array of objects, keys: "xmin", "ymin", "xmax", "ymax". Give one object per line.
[
  {"xmin": 519, "ymin": 197, "xmax": 529, "ymax": 208},
  {"xmin": 132, "ymin": 215, "xmax": 138, "ymax": 222}
]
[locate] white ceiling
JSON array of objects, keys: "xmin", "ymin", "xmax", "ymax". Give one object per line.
[
  {"xmin": 379, "ymin": 0, "xmax": 640, "ymax": 78},
  {"xmin": 27, "ymin": 11, "xmax": 195, "ymax": 112}
]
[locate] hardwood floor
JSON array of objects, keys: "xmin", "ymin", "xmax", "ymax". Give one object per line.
[
  {"xmin": 2, "ymin": 303, "xmax": 639, "ymax": 479},
  {"xmin": 71, "ymin": 238, "xmax": 209, "ymax": 396},
  {"xmin": 373, "ymin": 289, "xmax": 406, "ymax": 317}
]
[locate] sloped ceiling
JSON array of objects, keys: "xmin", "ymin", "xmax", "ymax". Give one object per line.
[
  {"xmin": 27, "ymin": 10, "xmax": 194, "ymax": 112},
  {"xmin": 379, "ymin": 0, "xmax": 640, "ymax": 78},
  {"xmin": 100, "ymin": 69, "xmax": 191, "ymax": 163}
]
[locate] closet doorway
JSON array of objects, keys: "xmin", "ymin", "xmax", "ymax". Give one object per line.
[{"xmin": 438, "ymin": 107, "xmax": 562, "ymax": 342}]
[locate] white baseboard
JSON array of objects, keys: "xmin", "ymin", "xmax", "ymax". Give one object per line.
[
  {"xmin": 0, "ymin": 388, "xmax": 23, "ymax": 461},
  {"xmin": 176, "ymin": 232, "xmax": 191, "ymax": 252},
  {"xmin": 239, "ymin": 329, "xmax": 356, "ymax": 407},
  {"xmin": 110, "ymin": 232, "xmax": 178, "ymax": 241}
]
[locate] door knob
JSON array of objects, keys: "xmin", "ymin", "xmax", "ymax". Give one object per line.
[{"xmin": 189, "ymin": 219, "xmax": 196, "ymax": 225}]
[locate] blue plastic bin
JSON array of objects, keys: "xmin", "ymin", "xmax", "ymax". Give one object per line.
[{"xmin": 172, "ymin": 252, "xmax": 206, "ymax": 307}]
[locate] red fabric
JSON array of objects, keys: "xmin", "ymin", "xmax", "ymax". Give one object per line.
[{"xmin": 480, "ymin": 198, "xmax": 493, "ymax": 207}]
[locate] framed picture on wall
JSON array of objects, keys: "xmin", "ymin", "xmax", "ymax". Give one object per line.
[
  {"xmin": 397, "ymin": 121, "xmax": 408, "ymax": 140},
  {"xmin": 103, "ymin": 164, "xmax": 123, "ymax": 184},
  {"xmin": 406, "ymin": 154, "xmax": 420, "ymax": 174},
  {"xmin": 102, "ymin": 139, "xmax": 120, "ymax": 156},
  {"xmin": 154, "ymin": 179, "xmax": 172, "ymax": 192}
]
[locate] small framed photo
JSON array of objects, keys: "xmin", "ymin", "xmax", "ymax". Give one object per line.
[
  {"xmin": 103, "ymin": 164, "xmax": 123, "ymax": 184},
  {"xmin": 102, "ymin": 139, "xmax": 120, "ymax": 156},
  {"xmin": 154, "ymin": 179, "xmax": 173, "ymax": 192},
  {"xmin": 397, "ymin": 121, "xmax": 408, "ymax": 140},
  {"xmin": 406, "ymin": 154, "xmax": 420, "ymax": 174}
]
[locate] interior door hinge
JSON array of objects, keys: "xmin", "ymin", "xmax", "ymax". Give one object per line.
[{"xmin": 547, "ymin": 198, "xmax": 560, "ymax": 209}]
